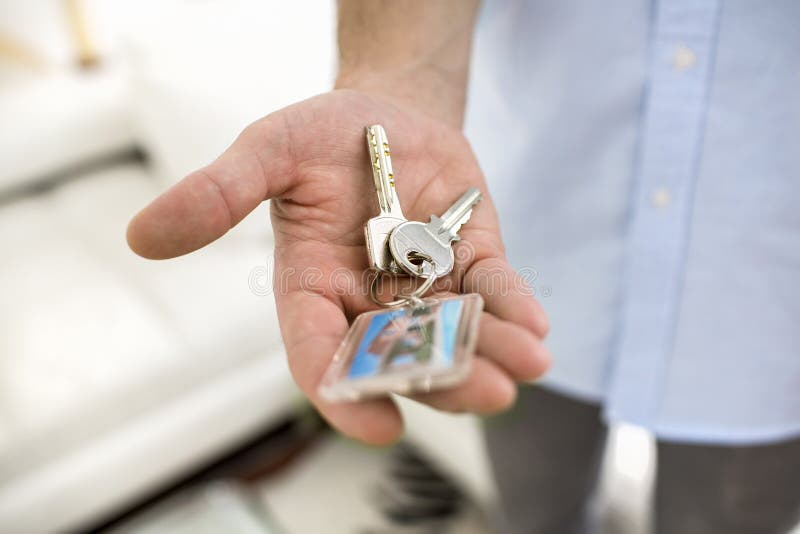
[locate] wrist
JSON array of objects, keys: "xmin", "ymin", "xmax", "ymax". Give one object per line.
[{"xmin": 335, "ymin": 66, "xmax": 468, "ymax": 129}]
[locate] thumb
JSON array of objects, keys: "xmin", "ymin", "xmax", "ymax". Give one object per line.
[{"xmin": 127, "ymin": 113, "xmax": 295, "ymax": 259}]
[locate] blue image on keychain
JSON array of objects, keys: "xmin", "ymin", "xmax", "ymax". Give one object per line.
[
  {"xmin": 348, "ymin": 299, "xmax": 464, "ymax": 379},
  {"xmin": 319, "ymin": 293, "xmax": 482, "ymax": 402}
]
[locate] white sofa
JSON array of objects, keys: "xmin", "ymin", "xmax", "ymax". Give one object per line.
[
  {"xmin": 0, "ymin": 3, "xmax": 325, "ymax": 531},
  {"xmin": 0, "ymin": 71, "xmax": 302, "ymax": 532}
]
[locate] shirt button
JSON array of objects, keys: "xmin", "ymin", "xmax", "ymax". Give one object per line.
[
  {"xmin": 651, "ymin": 187, "xmax": 672, "ymax": 208},
  {"xmin": 673, "ymin": 44, "xmax": 696, "ymax": 70}
]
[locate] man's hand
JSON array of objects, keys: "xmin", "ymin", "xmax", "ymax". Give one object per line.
[{"xmin": 127, "ymin": 89, "xmax": 550, "ymax": 444}]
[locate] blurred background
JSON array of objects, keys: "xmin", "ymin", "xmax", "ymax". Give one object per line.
[{"xmin": 0, "ymin": 1, "xmax": 674, "ymax": 532}]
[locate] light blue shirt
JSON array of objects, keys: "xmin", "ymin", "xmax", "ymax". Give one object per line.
[{"xmin": 465, "ymin": 0, "xmax": 800, "ymax": 444}]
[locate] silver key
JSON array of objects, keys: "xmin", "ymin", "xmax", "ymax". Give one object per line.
[
  {"xmin": 364, "ymin": 125, "xmax": 407, "ymax": 272},
  {"xmin": 389, "ymin": 187, "xmax": 483, "ymax": 277}
]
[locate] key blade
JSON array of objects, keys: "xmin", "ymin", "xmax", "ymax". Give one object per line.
[
  {"xmin": 439, "ymin": 188, "xmax": 482, "ymax": 227},
  {"xmin": 438, "ymin": 209, "xmax": 474, "ymax": 242},
  {"xmin": 432, "ymin": 187, "xmax": 482, "ymax": 242},
  {"xmin": 430, "ymin": 211, "xmax": 472, "ymax": 243},
  {"xmin": 366, "ymin": 125, "xmax": 404, "ymax": 218}
]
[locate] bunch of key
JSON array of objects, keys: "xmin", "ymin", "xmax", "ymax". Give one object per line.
[
  {"xmin": 316, "ymin": 124, "xmax": 485, "ymax": 402},
  {"xmin": 364, "ymin": 124, "xmax": 482, "ymax": 303}
]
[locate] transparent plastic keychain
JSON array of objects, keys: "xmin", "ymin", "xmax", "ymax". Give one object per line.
[{"xmin": 319, "ymin": 256, "xmax": 483, "ymax": 402}]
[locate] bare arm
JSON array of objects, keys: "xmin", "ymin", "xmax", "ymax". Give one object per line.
[{"xmin": 335, "ymin": 0, "xmax": 481, "ymax": 128}]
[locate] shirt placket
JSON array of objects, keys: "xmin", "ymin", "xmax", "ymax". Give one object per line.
[{"xmin": 605, "ymin": 0, "xmax": 722, "ymax": 426}]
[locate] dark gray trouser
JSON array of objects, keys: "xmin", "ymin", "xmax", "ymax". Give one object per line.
[{"xmin": 483, "ymin": 385, "xmax": 800, "ymax": 534}]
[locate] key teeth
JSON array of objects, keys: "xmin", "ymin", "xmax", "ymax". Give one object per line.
[
  {"xmin": 446, "ymin": 210, "xmax": 473, "ymax": 240},
  {"xmin": 436, "ymin": 230, "xmax": 460, "ymax": 244}
]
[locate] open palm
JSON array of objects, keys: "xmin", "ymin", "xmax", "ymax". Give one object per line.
[{"xmin": 127, "ymin": 90, "xmax": 549, "ymax": 444}]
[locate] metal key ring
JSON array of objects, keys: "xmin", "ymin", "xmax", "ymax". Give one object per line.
[{"xmin": 369, "ymin": 256, "xmax": 438, "ymax": 308}]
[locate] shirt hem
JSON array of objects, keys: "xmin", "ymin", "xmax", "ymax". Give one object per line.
[
  {"xmin": 535, "ymin": 376, "xmax": 605, "ymax": 406},
  {"xmin": 604, "ymin": 409, "xmax": 800, "ymax": 446}
]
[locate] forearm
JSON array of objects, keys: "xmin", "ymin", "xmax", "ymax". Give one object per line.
[{"xmin": 335, "ymin": 0, "xmax": 481, "ymax": 128}]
